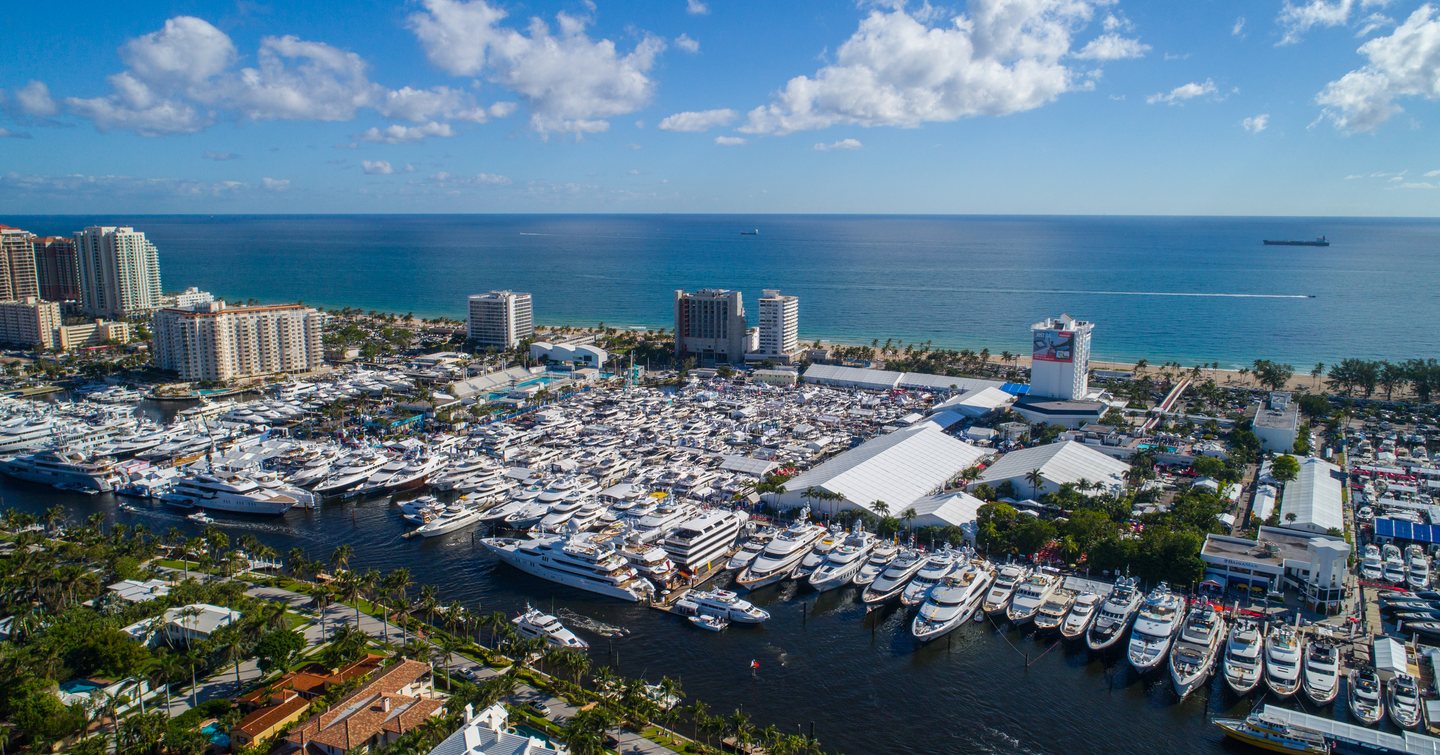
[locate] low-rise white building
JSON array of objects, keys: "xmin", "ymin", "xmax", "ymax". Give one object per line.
[
  {"xmin": 124, "ymin": 603, "xmax": 240, "ymax": 645},
  {"xmin": 1201, "ymin": 526, "xmax": 1349, "ymax": 612},
  {"xmin": 429, "ymin": 702, "xmax": 567, "ymax": 755},
  {"xmin": 1253, "ymin": 391, "xmax": 1300, "ymax": 453},
  {"xmin": 528, "ymin": 341, "xmax": 607, "ymax": 368}
]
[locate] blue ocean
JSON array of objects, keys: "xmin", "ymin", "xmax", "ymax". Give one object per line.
[{"xmin": 10, "ymin": 214, "xmax": 1438, "ymax": 367}]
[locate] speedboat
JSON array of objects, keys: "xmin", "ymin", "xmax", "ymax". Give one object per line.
[
  {"xmin": 1034, "ymin": 589, "xmax": 1076, "ymax": 633},
  {"xmin": 689, "ymin": 613, "xmax": 728, "ymax": 632},
  {"xmin": 1301, "ymin": 640, "xmax": 1339, "ymax": 706},
  {"xmin": 1006, "ymin": 572, "xmax": 1060, "ymax": 625},
  {"xmin": 1168, "ymin": 603, "xmax": 1226, "ymax": 699},
  {"xmin": 1222, "ymin": 617, "xmax": 1265, "ymax": 695},
  {"xmin": 911, "ymin": 560, "xmax": 995, "ymax": 643},
  {"xmin": 1059, "ymin": 592, "xmax": 1100, "ymax": 640},
  {"xmin": 862, "ymin": 548, "xmax": 927, "ymax": 605},
  {"xmin": 1086, "ymin": 576, "xmax": 1142, "ymax": 651},
  {"xmin": 675, "ymin": 588, "xmax": 769, "ymax": 623},
  {"xmin": 512, "ymin": 605, "xmax": 588, "ymax": 649},
  {"xmin": 1262, "ymin": 622, "xmax": 1303, "ymax": 698},
  {"xmin": 1348, "ymin": 667, "xmax": 1384, "ymax": 726},
  {"xmin": 1389, "ymin": 672, "xmax": 1421, "ymax": 730},
  {"xmin": 981, "ymin": 563, "xmax": 1031, "ymax": 616},
  {"xmin": 1127, "ymin": 583, "xmax": 1182, "ymax": 673},
  {"xmin": 187, "ymin": 511, "xmax": 213, "ymax": 524},
  {"xmin": 808, "ymin": 527, "xmax": 876, "ymax": 591},
  {"xmin": 900, "ymin": 550, "xmax": 960, "ymax": 607},
  {"xmin": 852, "ymin": 541, "xmax": 899, "ymax": 586}
]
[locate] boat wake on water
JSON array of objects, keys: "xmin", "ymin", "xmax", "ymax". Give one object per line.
[{"xmin": 557, "ymin": 608, "xmax": 629, "ymax": 638}]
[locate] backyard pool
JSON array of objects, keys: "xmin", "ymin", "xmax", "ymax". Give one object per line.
[
  {"xmin": 200, "ymin": 722, "xmax": 231, "ymax": 749},
  {"xmin": 59, "ymin": 679, "xmax": 104, "ymax": 695}
]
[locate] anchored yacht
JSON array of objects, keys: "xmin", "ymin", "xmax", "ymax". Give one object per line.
[
  {"xmin": 1301, "ymin": 640, "xmax": 1340, "ymax": 706},
  {"xmin": 861, "ymin": 548, "xmax": 927, "ymax": 605},
  {"xmin": 734, "ymin": 513, "xmax": 826, "ymax": 590},
  {"xmin": 1389, "ymin": 672, "xmax": 1421, "ymax": 729},
  {"xmin": 662, "ymin": 508, "xmax": 747, "ymax": 574},
  {"xmin": 168, "ymin": 470, "xmax": 310, "ymax": 515},
  {"xmin": 901, "ymin": 550, "xmax": 961, "ymax": 607},
  {"xmin": 1222, "ymin": 617, "xmax": 1265, "ymax": 695},
  {"xmin": 912, "ymin": 560, "xmax": 996, "ymax": 642},
  {"xmin": 415, "ymin": 502, "xmax": 483, "ymax": 538},
  {"xmin": 675, "ymin": 588, "xmax": 770, "ymax": 623},
  {"xmin": 1127, "ymin": 583, "xmax": 1183, "ymax": 673},
  {"xmin": 1059, "ymin": 592, "xmax": 1099, "ymax": 640},
  {"xmin": 852, "ymin": 541, "xmax": 899, "ymax": 586},
  {"xmin": 1168, "ymin": 603, "xmax": 1226, "ymax": 699},
  {"xmin": 1263, "ymin": 622, "xmax": 1303, "ymax": 698},
  {"xmin": 482, "ymin": 533, "xmax": 655, "ymax": 602},
  {"xmin": 1033, "ymin": 588, "xmax": 1077, "ymax": 633},
  {"xmin": 1086, "ymin": 577, "xmax": 1142, "ymax": 651},
  {"xmin": 1348, "ymin": 667, "xmax": 1384, "ymax": 726}
]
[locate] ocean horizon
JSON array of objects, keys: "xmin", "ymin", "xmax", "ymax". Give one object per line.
[{"xmin": 10, "ymin": 213, "xmax": 1438, "ymax": 369}]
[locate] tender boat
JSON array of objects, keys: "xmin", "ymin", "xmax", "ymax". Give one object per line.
[
  {"xmin": 187, "ymin": 511, "xmax": 213, "ymax": 524},
  {"xmin": 1389, "ymin": 672, "xmax": 1422, "ymax": 730},
  {"xmin": 1127, "ymin": 583, "xmax": 1183, "ymax": 673},
  {"xmin": 512, "ymin": 605, "xmax": 588, "ymax": 649},
  {"xmin": 1348, "ymin": 666, "xmax": 1384, "ymax": 726},
  {"xmin": 689, "ymin": 613, "xmax": 729, "ymax": 632},
  {"xmin": 862, "ymin": 548, "xmax": 927, "ymax": 605},
  {"xmin": 911, "ymin": 560, "xmax": 996, "ymax": 643},
  {"xmin": 1168, "ymin": 603, "xmax": 1226, "ymax": 699},
  {"xmin": 1263, "ymin": 622, "xmax": 1303, "ymax": 699},
  {"xmin": 1059, "ymin": 591, "xmax": 1099, "ymax": 640},
  {"xmin": 1222, "ymin": 616, "xmax": 1265, "ymax": 695},
  {"xmin": 1006, "ymin": 572, "xmax": 1060, "ymax": 625},
  {"xmin": 1300, "ymin": 640, "xmax": 1340, "ymax": 706},
  {"xmin": 1086, "ymin": 576, "xmax": 1142, "ymax": 651},
  {"xmin": 981, "ymin": 563, "xmax": 1031, "ymax": 616}
]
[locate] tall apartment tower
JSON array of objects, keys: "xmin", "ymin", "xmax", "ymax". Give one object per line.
[
  {"xmin": 1029, "ymin": 313, "xmax": 1094, "ymax": 400},
  {"xmin": 0, "ymin": 225, "xmax": 40, "ymax": 301},
  {"xmin": 467, "ymin": 291, "xmax": 534, "ymax": 350},
  {"xmin": 74, "ymin": 226, "xmax": 162, "ymax": 319},
  {"xmin": 33, "ymin": 236, "xmax": 82, "ymax": 302},
  {"xmin": 755, "ymin": 289, "xmax": 799, "ymax": 361},
  {"xmin": 674, "ymin": 288, "xmax": 748, "ymax": 365},
  {"xmin": 152, "ymin": 300, "xmax": 325, "ymax": 382}
]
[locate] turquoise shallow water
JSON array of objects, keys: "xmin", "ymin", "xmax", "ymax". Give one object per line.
[{"xmin": 10, "ymin": 214, "xmax": 1439, "ymax": 367}]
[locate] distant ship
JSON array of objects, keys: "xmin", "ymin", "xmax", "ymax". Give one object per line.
[
  {"xmin": 740, "ymin": 228, "xmax": 759, "ymax": 236},
  {"xmin": 1263, "ymin": 236, "xmax": 1329, "ymax": 247}
]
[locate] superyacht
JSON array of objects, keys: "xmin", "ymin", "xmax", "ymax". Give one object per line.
[
  {"xmin": 512, "ymin": 606, "xmax": 588, "ymax": 649},
  {"xmin": 662, "ymin": 508, "xmax": 748, "ymax": 574},
  {"xmin": 912, "ymin": 560, "xmax": 996, "ymax": 642},
  {"xmin": 981, "ymin": 563, "xmax": 1031, "ymax": 616},
  {"xmin": 1168, "ymin": 603, "xmax": 1226, "ymax": 699},
  {"xmin": 168, "ymin": 470, "xmax": 311, "ymax": 515},
  {"xmin": 1085, "ymin": 576, "xmax": 1142, "ymax": 651},
  {"xmin": 734, "ymin": 512, "xmax": 826, "ymax": 590},
  {"xmin": 1222, "ymin": 616, "xmax": 1265, "ymax": 695},
  {"xmin": 481, "ymin": 533, "xmax": 656, "ymax": 602},
  {"xmin": 1127, "ymin": 583, "xmax": 1183, "ymax": 673},
  {"xmin": 0, "ymin": 449, "xmax": 120, "ymax": 493},
  {"xmin": 861, "ymin": 548, "xmax": 926, "ymax": 604},
  {"xmin": 808, "ymin": 526, "xmax": 877, "ymax": 591}
]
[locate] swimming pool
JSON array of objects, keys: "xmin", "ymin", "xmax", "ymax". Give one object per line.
[
  {"xmin": 59, "ymin": 679, "xmax": 104, "ymax": 695},
  {"xmin": 509, "ymin": 723, "xmax": 556, "ymax": 747},
  {"xmin": 200, "ymin": 722, "xmax": 231, "ymax": 748}
]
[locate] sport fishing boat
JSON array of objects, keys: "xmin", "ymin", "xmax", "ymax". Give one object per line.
[
  {"xmin": 861, "ymin": 548, "xmax": 927, "ymax": 605},
  {"xmin": 1006, "ymin": 571, "xmax": 1061, "ymax": 625},
  {"xmin": 1263, "ymin": 622, "xmax": 1303, "ymax": 699},
  {"xmin": 808, "ymin": 527, "xmax": 876, "ymax": 591},
  {"xmin": 482, "ymin": 533, "xmax": 656, "ymax": 602},
  {"xmin": 1168, "ymin": 603, "xmax": 1226, "ymax": 699},
  {"xmin": 1222, "ymin": 616, "xmax": 1265, "ymax": 695},
  {"xmin": 734, "ymin": 512, "xmax": 826, "ymax": 590},
  {"xmin": 675, "ymin": 588, "xmax": 769, "ymax": 623},
  {"xmin": 1127, "ymin": 583, "xmax": 1183, "ymax": 673},
  {"xmin": 1301, "ymin": 640, "xmax": 1340, "ymax": 706},
  {"xmin": 512, "ymin": 605, "xmax": 588, "ymax": 649},
  {"xmin": 911, "ymin": 560, "xmax": 996, "ymax": 643},
  {"xmin": 1213, "ymin": 710, "xmax": 1328, "ymax": 754},
  {"xmin": 1059, "ymin": 591, "xmax": 1099, "ymax": 640},
  {"xmin": 981, "ymin": 563, "xmax": 1031, "ymax": 616},
  {"xmin": 1389, "ymin": 672, "xmax": 1421, "ymax": 730},
  {"xmin": 1086, "ymin": 576, "xmax": 1142, "ymax": 651},
  {"xmin": 1348, "ymin": 666, "xmax": 1384, "ymax": 726},
  {"xmin": 900, "ymin": 549, "xmax": 960, "ymax": 607}
]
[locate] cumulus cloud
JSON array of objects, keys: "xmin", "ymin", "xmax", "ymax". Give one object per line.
[
  {"xmin": 714, "ymin": 135, "xmax": 746, "ymax": 146},
  {"xmin": 686, "ymin": 0, "xmax": 709, "ymax": 15},
  {"xmin": 1277, "ymin": 0, "xmax": 1391, "ymax": 44},
  {"xmin": 740, "ymin": 1, "xmax": 1131, "ymax": 136},
  {"xmin": 1427, "ymin": 169, "xmax": 1440, "ymax": 177},
  {"xmin": 674, "ymin": 33, "xmax": 701, "ymax": 53},
  {"xmin": 13, "ymin": 81, "xmax": 58, "ymax": 117},
  {"xmin": 1317, "ymin": 5, "xmax": 1440, "ymax": 133},
  {"xmin": 261, "ymin": 177, "xmax": 290, "ymax": 191},
  {"xmin": 429, "ymin": 170, "xmax": 512, "ymax": 186},
  {"xmin": 814, "ymin": 138, "xmax": 862, "ymax": 150},
  {"xmin": 362, "ymin": 159, "xmax": 394, "ymax": 174},
  {"xmin": 1233, "ymin": 16, "xmax": 1247, "ymax": 38},
  {"xmin": 407, "ymin": 0, "xmax": 665, "ymax": 134},
  {"xmin": 1357, "ymin": 13, "xmax": 1395, "ymax": 36},
  {"xmin": 1241, "ymin": 113, "xmax": 1270, "ymax": 132},
  {"xmin": 202, "ymin": 150, "xmax": 239, "ymax": 161},
  {"xmin": 658, "ymin": 108, "xmax": 736, "ymax": 132},
  {"xmin": 1146, "ymin": 78, "xmax": 1219, "ymax": 105},
  {"xmin": 1074, "ymin": 33, "xmax": 1151, "ymax": 61},
  {"xmin": 0, "ymin": 128, "xmax": 32, "ymax": 139},
  {"xmin": 359, "ymin": 121, "xmax": 455, "ymax": 143}
]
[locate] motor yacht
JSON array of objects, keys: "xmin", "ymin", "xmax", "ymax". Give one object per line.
[
  {"xmin": 1301, "ymin": 640, "xmax": 1340, "ymax": 706},
  {"xmin": 1222, "ymin": 617, "xmax": 1265, "ymax": 695},
  {"xmin": 1263, "ymin": 622, "xmax": 1303, "ymax": 698},
  {"xmin": 512, "ymin": 605, "xmax": 588, "ymax": 649},
  {"xmin": 1383, "ymin": 544, "xmax": 1407, "ymax": 585},
  {"xmin": 725, "ymin": 529, "xmax": 774, "ymax": 572},
  {"xmin": 861, "ymin": 548, "xmax": 927, "ymax": 605},
  {"xmin": 1389, "ymin": 672, "xmax": 1421, "ymax": 729},
  {"xmin": 0, "ymin": 450, "xmax": 120, "ymax": 493},
  {"xmin": 384, "ymin": 454, "xmax": 444, "ymax": 493},
  {"xmin": 675, "ymin": 588, "xmax": 769, "ymax": 623},
  {"xmin": 613, "ymin": 539, "xmax": 678, "ymax": 590},
  {"xmin": 1086, "ymin": 576, "xmax": 1143, "ymax": 652},
  {"xmin": 414, "ymin": 502, "xmax": 483, "ymax": 538},
  {"xmin": 793, "ymin": 526, "xmax": 843, "ymax": 580},
  {"xmin": 1059, "ymin": 591, "xmax": 1099, "ymax": 640},
  {"xmin": 397, "ymin": 496, "xmax": 445, "ymax": 526},
  {"xmin": 911, "ymin": 560, "xmax": 996, "ymax": 642},
  {"xmin": 662, "ymin": 509, "xmax": 747, "ymax": 574},
  {"xmin": 808, "ymin": 527, "xmax": 876, "ymax": 591},
  {"xmin": 981, "ymin": 563, "xmax": 1032, "ymax": 616},
  {"xmin": 1359, "ymin": 544, "xmax": 1384, "ymax": 581},
  {"xmin": 1348, "ymin": 667, "xmax": 1384, "ymax": 726},
  {"xmin": 1127, "ymin": 583, "xmax": 1183, "ymax": 673},
  {"xmin": 1168, "ymin": 603, "xmax": 1226, "ymax": 699},
  {"xmin": 900, "ymin": 550, "xmax": 961, "ymax": 607},
  {"xmin": 1033, "ymin": 588, "xmax": 1076, "ymax": 633},
  {"xmin": 501, "ymin": 502, "xmax": 551, "ymax": 532},
  {"xmin": 1214, "ymin": 711, "xmax": 1328, "ymax": 755},
  {"xmin": 1006, "ymin": 571, "xmax": 1060, "ymax": 625},
  {"xmin": 1407, "ymin": 545, "xmax": 1431, "ymax": 590},
  {"xmin": 482, "ymin": 533, "xmax": 655, "ymax": 602},
  {"xmin": 852, "ymin": 541, "xmax": 899, "ymax": 586},
  {"xmin": 312, "ymin": 453, "xmax": 388, "ymax": 496},
  {"xmin": 734, "ymin": 512, "xmax": 826, "ymax": 590},
  {"xmin": 631, "ymin": 501, "xmax": 699, "ymax": 544},
  {"xmin": 168, "ymin": 470, "xmax": 307, "ymax": 515}
]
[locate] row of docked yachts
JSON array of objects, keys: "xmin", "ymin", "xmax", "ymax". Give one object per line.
[{"xmin": 1360, "ymin": 542, "xmax": 1432, "ymax": 591}]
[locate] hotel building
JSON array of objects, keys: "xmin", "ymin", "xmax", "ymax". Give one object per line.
[
  {"xmin": 466, "ymin": 291, "xmax": 533, "ymax": 350},
  {"xmin": 0, "ymin": 297, "xmax": 61, "ymax": 349},
  {"xmin": 153, "ymin": 300, "xmax": 325, "ymax": 382},
  {"xmin": 752, "ymin": 288, "xmax": 800, "ymax": 362},
  {"xmin": 1029, "ymin": 313, "xmax": 1094, "ymax": 400},
  {"xmin": 33, "ymin": 235, "xmax": 81, "ymax": 302},
  {"xmin": 674, "ymin": 288, "xmax": 749, "ymax": 365}
]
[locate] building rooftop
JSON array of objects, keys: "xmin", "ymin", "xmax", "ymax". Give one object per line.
[
  {"xmin": 782, "ymin": 423, "xmax": 986, "ymax": 511},
  {"xmin": 286, "ymin": 659, "xmax": 438, "ymax": 751},
  {"xmin": 801, "ymin": 363, "xmax": 1003, "ymax": 394},
  {"xmin": 977, "ymin": 440, "xmax": 1130, "ymax": 491},
  {"xmin": 1279, "ymin": 457, "xmax": 1344, "ymax": 533}
]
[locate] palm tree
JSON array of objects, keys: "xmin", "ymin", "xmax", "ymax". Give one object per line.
[
  {"xmin": 417, "ymin": 583, "xmax": 440, "ymax": 629},
  {"xmin": 435, "ymin": 634, "xmax": 461, "ymax": 691},
  {"xmin": 871, "ymin": 500, "xmax": 890, "ymax": 518},
  {"xmin": 1024, "ymin": 468, "xmax": 1045, "ymax": 499},
  {"xmin": 330, "ymin": 543, "xmax": 353, "ymax": 575},
  {"xmin": 384, "ymin": 568, "xmax": 413, "ymax": 643},
  {"xmin": 900, "ymin": 507, "xmax": 917, "ymax": 533}
]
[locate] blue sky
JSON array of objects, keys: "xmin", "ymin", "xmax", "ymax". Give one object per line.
[{"xmin": 1, "ymin": 0, "xmax": 1438, "ymax": 215}]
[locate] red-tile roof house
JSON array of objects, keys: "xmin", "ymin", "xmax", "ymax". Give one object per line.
[{"xmin": 284, "ymin": 659, "xmax": 444, "ymax": 754}]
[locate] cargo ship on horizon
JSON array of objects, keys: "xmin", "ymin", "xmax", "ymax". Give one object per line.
[{"xmin": 1263, "ymin": 236, "xmax": 1329, "ymax": 247}]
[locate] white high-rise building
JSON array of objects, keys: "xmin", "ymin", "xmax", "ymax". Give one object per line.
[
  {"xmin": 674, "ymin": 288, "xmax": 748, "ymax": 365},
  {"xmin": 467, "ymin": 291, "xmax": 533, "ymax": 350},
  {"xmin": 0, "ymin": 297, "xmax": 61, "ymax": 349},
  {"xmin": 1029, "ymin": 314, "xmax": 1093, "ymax": 400},
  {"xmin": 74, "ymin": 226, "xmax": 162, "ymax": 319},
  {"xmin": 152, "ymin": 300, "xmax": 324, "ymax": 382},
  {"xmin": 754, "ymin": 288, "xmax": 799, "ymax": 361}
]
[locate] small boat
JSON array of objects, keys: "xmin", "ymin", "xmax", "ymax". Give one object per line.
[
  {"xmin": 1300, "ymin": 640, "xmax": 1339, "ymax": 706},
  {"xmin": 1262, "ymin": 236, "xmax": 1329, "ymax": 247},
  {"xmin": 187, "ymin": 511, "xmax": 214, "ymax": 525},
  {"xmin": 512, "ymin": 605, "xmax": 588, "ymax": 649},
  {"xmin": 1348, "ymin": 667, "xmax": 1384, "ymax": 726},
  {"xmin": 1213, "ymin": 711, "xmax": 1329, "ymax": 754},
  {"xmin": 740, "ymin": 228, "xmax": 759, "ymax": 236},
  {"xmin": 1388, "ymin": 672, "xmax": 1421, "ymax": 730},
  {"xmin": 118, "ymin": 502, "xmax": 138, "ymax": 513},
  {"xmin": 689, "ymin": 613, "xmax": 729, "ymax": 632}
]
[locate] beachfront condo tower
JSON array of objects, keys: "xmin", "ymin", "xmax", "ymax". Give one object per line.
[
  {"xmin": 753, "ymin": 289, "xmax": 800, "ymax": 362},
  {"xmin": 152, "ymin": 300, "xmax": 325, "ymax": 382},
  {"xmin": 467, "ymin": 290, "xmax": 534, "ymax": 350},
  {"xmin": 674, "ymin": 288, "xmax": 749, "ymax": 365},
  {"xmin": 0, "ymin": 226, "xmax": 41, "ymax": 302},
  {"xmin": 1029, "ymin": 314, "xmax": 1094, "ymax": 400},
  {"xmin": 33, "ymin": 235, "xmax": 81, "ymax": 302},
  {"xmin": 74, "ymin": 226, "xmax": 162, "ymax": 319}
]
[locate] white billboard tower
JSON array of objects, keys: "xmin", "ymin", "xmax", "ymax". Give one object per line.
[{"xmin": 1029, "ymin": 314, "xmax": 1094, "ymax": 400}]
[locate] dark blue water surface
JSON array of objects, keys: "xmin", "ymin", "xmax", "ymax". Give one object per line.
[{"xmin": 10, "ymin": 214, "xmax": 1438, "ymax": 367}]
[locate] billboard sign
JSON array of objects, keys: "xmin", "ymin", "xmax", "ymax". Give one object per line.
[{"xmin": 1033, "ymin": 330, "xmax": 1074, "ymax": 363}]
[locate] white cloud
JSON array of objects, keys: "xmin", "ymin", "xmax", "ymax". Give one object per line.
[
  {"xmin": 714, "ymin": 135, "xmax": 746, "ymax": 146},
  {"xmin": 359, "ymin": 121, "xmax": 455, "ymax": 143},
  {"xmin": 1146, "ymin": 78, "xmax": 1218, "ymax": 105},
  {"xmin": 658, "ymin": 108, "xmax": 736, "ymax": 132},
  {"xmin": 1075, "ymin": 33, "xmax": 1151, "ymax": 61},
  {"xmin": 1277, "ymin": 0, "xmax": 1391, "ymax": 45},
  {"xmin": 1317, "ymin": 5, "xmax": 1440, "ymax": 133},
  {"xmin": 226, "ymin": 35, "xmax": 376, "ymax": 121},
  {"xmin": 1398, "ymin": 181, "xmax": 1437, "ymax": 189},
  {"xmin": 686, "ymin": 0, "xmax": 709, "ymax": 15},
  {"xmin": 1357, "ymin": 12, "xmax": 1394, "ymax": 36},
  {"xmin": 1102, "ymin": 13, "xmax": 1133, "ymax": 33},
  {"xmin": 741, "ymin": 1, "xmax": 1122, "ymax": 136},
  {"xmin": 261, "ymin": 177, "xmax": 290, "ymax": 191},
  {"xmin": 1233, "ymin": 16, "xmax": 1247, "ymax": 37},
  {"xmin": 1427, "ymin": 169, "xmax": 1440, "ymax": 177},
  {"xmin": 362, "ymin": 160, "xmax": 394, "ymax": 174},
  {"xmin": 202, "ymin": 150, "xmax": 239, "ymax": 161},
  {"xmin": 675, "ymin": 33, "xmax": 701, "ymax": 53},
  {"xmin": 1, "ymin": 171, "xmax": 251, "ymax": 199},
  {"xmin": 121, "ymin": 16, "xmax": 237, "ymax": 86},
  {"xmin": 407, "ymin": 0, "xmax": 665, "ymax": 134},
  {"xmin": 1241, "ymin": 113, "xmax": 1270, "ymax": 132},
  {"xmin": 429, "ymin": 170, "xmax": 512, "ymax": 186},
  {"xmin": 14, "ymin": 81, "xmax": 58, "ymax": 117},
  {"xmin": 378, "ymin": 85, "xmax": 496, "ymax": 123},
  {"xmin": 814, "ymin": 137, "xmax": 862, "ymax": 151},
  {"xmin": 0, "ymin": 128, "xmax": 31, "ymax": 139}
]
